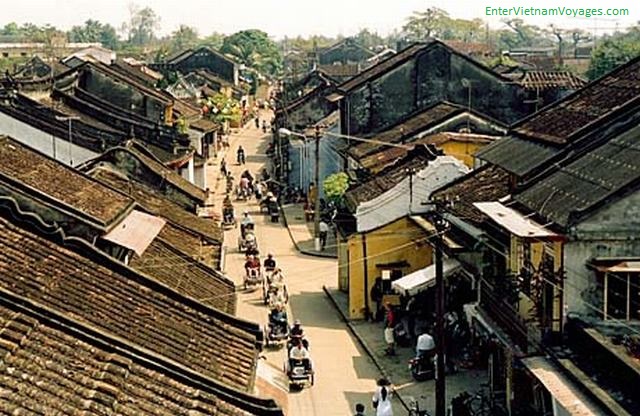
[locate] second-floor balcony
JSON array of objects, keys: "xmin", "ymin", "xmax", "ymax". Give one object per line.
[{"xmin": 479, "ymin": 277, "xmax": 542, "ymax": 354}]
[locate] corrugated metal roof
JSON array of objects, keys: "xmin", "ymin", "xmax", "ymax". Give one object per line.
[
  {"xmin": 474, "ymin": 202, "xmax": 559, "ymax": 238},
  {"xmin": 515, "ymin": 123, "xmax": 640, "ymax": 227},
  {"xmin": 475, "ymin": 136, "xmax": 560, "ymax": 177}
]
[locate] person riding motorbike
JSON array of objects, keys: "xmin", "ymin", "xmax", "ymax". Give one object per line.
[
  {"xmin": 263, "ymin": 253, "xmax": 276, "ymax": 272},
  {"xmin": 262, "ymin": 120, "xmax": 268, "ymax": 133},
  {"xmin": 240, "ymin": 211, "xmax": 254, "ymax": 237},
  {"xmin": 244, "ymin": 255, "xmax": 260, "ymax": 277}
]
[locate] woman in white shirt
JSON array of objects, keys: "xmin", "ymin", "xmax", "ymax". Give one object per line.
[{"xmin": 372, "ymin": 378, "xmax": 393, "ymax": 416}]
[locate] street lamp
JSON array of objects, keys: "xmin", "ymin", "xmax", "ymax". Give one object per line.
[
  {"xmin": 55, "ymin": 115, "xmax": 81, "ymax": 167},
  {"xmin": 278, "ymin": 127, "xmax": 415, "ymax": 251}
]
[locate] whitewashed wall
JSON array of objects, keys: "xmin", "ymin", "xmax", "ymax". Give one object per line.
[
  {"xmin": 355, "ymin": 156, "xmax": 469, "ymax": 232},
  {"xmin": 0, "ymin": 111, "xmax": 98, "ymax": 166}
]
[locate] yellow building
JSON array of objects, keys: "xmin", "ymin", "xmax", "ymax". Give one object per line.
[
  {"xmin": 360, "ymin": 132, "xmax": 497, "ymax": 173},
  {"xmin": 342, "ymin": 216, "xmax": 433, "ymax": 320}
]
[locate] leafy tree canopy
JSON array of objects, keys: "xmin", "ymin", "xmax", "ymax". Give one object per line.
[
  {"xmin": 221, "ymin": 29, "xmax": 283, "ymax": 77},
  {"xmin": 587, "ymin": 27, "xmax": 640, "ymax": 80},
  {"xmin": 323, "ymin": 172, "xmax": 350, "ymax": 204},
  {"xmin": 68, "ymin": 19, "xmax": 118, "ymax": 49}
]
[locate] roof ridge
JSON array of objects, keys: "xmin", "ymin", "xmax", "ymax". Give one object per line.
[
  {"xmin": 0, "ymin": 198, "xmax": 261, "ymax": 340},
  {"xmin": 0, "ymin": 287, "xmax": 283, "ymax": 415}
]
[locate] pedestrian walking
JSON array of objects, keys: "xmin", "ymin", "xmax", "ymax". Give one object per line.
[
  {"xmin": 220, "ymin": 158, "xmax": 227, "ymax": 177},
  {"xmin": 319, "ymin": 220, "xmax": 329, "ymax": 250},
  {"xmin": 237, "ymin": 146, "xmax": 245, "ymax": 165},
  {"xmin": 383, "ymin": 302, "xmax": 395, "ymax": 356},
  {"xmin": 354, "ymin": 403, "xmax": 366, "ymax": 416},
  {"xmin": 223, "ymin": 134, "xmax": 230, "ymax": 149},
  {"xmin": 255, "ymin": 117, "xmax": 260, "ymax": 129},
  {"xmin": 372, "ymin": 378, "xmax": 393, "ymax": 416}
]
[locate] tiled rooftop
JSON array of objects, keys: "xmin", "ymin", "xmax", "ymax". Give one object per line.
[
  {"xmin": 91, "ymin": 167, "xmax": 222, "ymax": 243},
  {"xmin": 431, "ymin": 164, "xmax": 512, "ymax": 226},
  {"xmin": 348, "ymin": 102, "xmax": 464, "ymax": 160},
  {"xmin": 130, "ymin": 237, "xmax": 236, "ymax": 313},
  {"xmin": 513, "ymin": 56, "xmax": 640, "ymax": 144},
  {"xmin": 0, "ymin": 297, "xmax": 282, "ymax": 415},
  {"xmin": 0, "ymin": 135, "xmax": 134, "ymax": 226},
  {"xmin": 0, "ymin": 215, "xmax": 259, "ymax": 391}
]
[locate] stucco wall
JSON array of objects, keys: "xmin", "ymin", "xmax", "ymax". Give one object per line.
[
  {"xmin": 343, "ymin": 43, "xmax": 526, "ymax": 136},
  {"xmin": 347, "ymin": 217, "xmax": 432, "ymax": 319},
  {"xmin": 287, "ymin": 125, "xmax": 343, "ymax": 194},
  {"xmin": 355, "ymin": 156, "xmax": 469, "ymax": 232},
  {"xmin": 0, "ymin": 111, "xmax": 98, "ymax": 166},
  {"xmin": 566, "ymin": 190, "xmax": 640, "ymax": 317}
]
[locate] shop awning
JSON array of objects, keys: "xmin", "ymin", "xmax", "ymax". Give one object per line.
[
  {"xmin": 103, "ymin": 210, "xmax": 166, "ymax": 256},
  {"xmin": 392, "ymin": 259, "xmax": 462, "ymax": 297},
  {"xmin": 474, "ymin": 201, "xmax": 560, "ymax": 239},
  {"xmin": 521, "ymin": 356, "xmax": 604, "ymax": 416}
]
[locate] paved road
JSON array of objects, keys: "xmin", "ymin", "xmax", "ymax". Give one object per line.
[{"xmin": 207, "ymin": 112, "xmax": 398, "ymax": 415}]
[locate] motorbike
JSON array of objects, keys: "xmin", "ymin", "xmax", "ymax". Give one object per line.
[
  {"xmin": 286, "ymin": 358, "xmax": 314, "ymax": 391},
  {"xmin": 265, "ymin": 311, "xmax": 289, "ymax": 348},
  {"xmin": 409, "ymin": 351, "xmax": 436, "ymax": 381},
  {"xmin": 244, "ymin": 266, "xmax": 262, "ymax": 290}
]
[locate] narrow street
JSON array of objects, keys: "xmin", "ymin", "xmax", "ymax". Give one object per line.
[{"xmin": 208, "ymin": 111, "xmax": 400, "ymax": 415}]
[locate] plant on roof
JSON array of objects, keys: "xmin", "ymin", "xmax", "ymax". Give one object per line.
[{"xmin": 323, "ymin": 172, "xmax": 350, "ymax": 205}]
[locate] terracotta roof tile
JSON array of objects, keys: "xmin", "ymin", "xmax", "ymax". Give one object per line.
[
  {"xmin": 514, "ymin": 56, "xmax": 640, "ymax": 144},
  {"xmin": 0, "ymin": 214, "xmax": 259, "ymax": 391},
  {"xmin": 431, "ymin": 164, "xmax": 511, "ymax": 226},
  {"xmin": 345, "ymin": 146, "xmax": 438, "ymax": 208},
  {"xmin": 0, "ymin": 135, "xmax": 133, "ymax": 227},
  {"xmin": 348, "ymin": 102, "xmax": 464, "ymax": 159},
  {"xmin": 0, "ymin": 296, "xmax": 282, "ymax": 415},
  {"xmin": 91, "ymin": 168, "xmax": 222, "ymax": 244},
  {"xmin": 360, "ymin": 132, "xmax": 496, "ymax": 172},
  {"xmin": 518, "ymin": 71, "xmax": 586, "ymax": 90},
  {"xmin": 130, "ymin": 237, "xmax": 235, "ymax": 313}
]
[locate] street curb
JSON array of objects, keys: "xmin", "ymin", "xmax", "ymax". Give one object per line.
[
  {"xmin": 279, "ymin": 203, "xmax": 337, "ymax": 259},
  {"xmin": 322, "ymin": 286, "xmax": 411, "ymax": 412}
]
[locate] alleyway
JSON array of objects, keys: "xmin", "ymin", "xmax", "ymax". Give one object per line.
[{"xmin": 206, "ymin": 110, "xmax": 403, "ymax": 415}]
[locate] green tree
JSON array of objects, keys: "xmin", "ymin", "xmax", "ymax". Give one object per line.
[
  {"xmin": 221, "ymin": 29, "xmax": 283, "ymax": 76},
  {"xmin": 68, "ymin": 19, "xmax": 118, "ymax": 49},
  {"xmin": 123, "ymin": 4, "xmax": 160, "ymax": 46},
  {"xmin": 169, "ymin": 25, "xmax": 199, "ymax": 53},
  {"xmin": 199, "ymin": 32, "xmax": 225, "ymax": 49},
  {"xmin": 0, "ymin": 22, "xmax": 20, "ymax": 36},
  {"xmin": 403, "ymin": 7, "xmax": 450, "ymax": 40},
  {"xmin": 323, "ymin": 173, "xmax": 350, "ymax": 205},
  {"xmin": 354, "ymin": 29, "xmax": 383, "ymax": 50},
  {"xmin": 587, "ymin": 27, "xmax": 640, "ymax": 80},
  {"xmin": 203, "ymin": 93, "xmax": 242, "ymax": 125}
]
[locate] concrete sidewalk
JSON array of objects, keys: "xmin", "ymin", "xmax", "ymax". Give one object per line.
[
  {"xmin": 280, "ymin": 203, "xmax": 337, "ymax": 258},
  {"xmin": 323, "ymin": 286, "xmax": 488, "ymax": 414}
]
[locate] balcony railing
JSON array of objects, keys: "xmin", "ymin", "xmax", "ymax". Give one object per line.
[{"xmin": 479, "ymin": 278, "xmax": 536, "ymax": 352}]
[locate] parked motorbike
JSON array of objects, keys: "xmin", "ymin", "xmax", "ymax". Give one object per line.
[{"xmin": 409, "ymin": 351, "xmax": 435, "ymax": 381}]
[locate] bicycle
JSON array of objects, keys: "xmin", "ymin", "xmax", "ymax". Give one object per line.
[
  {"xmin": 461, "ymin": 385, "xmax": 507, "ymax": 416},
  {"xmin": 407, "ymin": 395, "xmax": 432, "ymax": 416}
]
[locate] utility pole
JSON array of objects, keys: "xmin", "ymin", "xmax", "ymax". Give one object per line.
[
  {"xmin": 430, "ymin": 205, "xmax": 450, "ymax": 416},
  {"xmin": 313, "ymin": 125, "xmax": 321, "ymax": 251}
]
